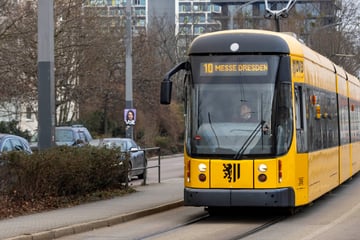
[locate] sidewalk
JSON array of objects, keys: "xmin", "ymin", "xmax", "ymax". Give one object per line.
[{"xmin": 1, "ymin": 178, "xmax": 184, "ymax": 240}]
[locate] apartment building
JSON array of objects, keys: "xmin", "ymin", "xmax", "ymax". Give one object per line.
[
  {"xmin": 82, "ymin": 0, "xmax": 340, "ymax": 39},
  {"xmin": 176, "ymin": 0, "xmax": 222, "ymax": 36},
  {"xmin": 84, "ymin": 0, "xmax": 175, "ymax": 33}
]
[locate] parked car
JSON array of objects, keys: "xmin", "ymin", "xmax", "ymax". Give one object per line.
[
  {"xmin": 30, "ymin": 125, "xmax": 93, "ymax": 150},
  {"xmin": 97, "ymin": 138, "xmax": 147, "ymax": 181},
  {"xmin": 0, "ymin": 133, "xmax": 32, "ymax": 158},
  {"xmin": 55, "ymin": 125, "xmax": 93, "ymax": 146}
]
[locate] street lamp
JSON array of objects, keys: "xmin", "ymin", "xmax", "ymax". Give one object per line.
[
  {"xmin": 125, "ymin": 0, "xmax": 134, "ymax": 139},
  {"xmin": 37, "ymin": 0, "xmax": 55, "ymax": 150}
]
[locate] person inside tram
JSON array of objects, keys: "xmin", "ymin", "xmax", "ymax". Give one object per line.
[
  {"xmin": 233, "ymin": 103, "xmax": 255, "ymax": 122},
  {"xmin": 233, "ymin": 102, "xmax": 272, "ymax": 136}
]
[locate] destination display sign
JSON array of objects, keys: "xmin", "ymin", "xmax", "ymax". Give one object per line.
[{"xmin": 200, "ymin": 62, "xmax": 268, "ymax": 76}]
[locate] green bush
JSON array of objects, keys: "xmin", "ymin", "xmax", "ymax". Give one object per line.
[
  {"xmin": 154, "ymin": 136, "xmax": 183, "ymax": 155},
  {"xmin": 0, "ymin": 146, "xmax": 130, "ymax": 202}
]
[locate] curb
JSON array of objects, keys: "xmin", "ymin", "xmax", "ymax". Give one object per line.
[{"xmin": 4, "ymin": 200, "xmax": 184, "ymax": 240}]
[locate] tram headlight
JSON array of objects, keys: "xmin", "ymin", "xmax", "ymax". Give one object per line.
[
  {"xmin": 198, "ymin": 163, "xmax": 207, "ymax": 172},
  {"xmin": 258, "ymin": 164, "xmax": 268, "ymax": 172}
]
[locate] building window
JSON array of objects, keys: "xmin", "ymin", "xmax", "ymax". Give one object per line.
[
  {"xmin": 133, "ymin": 0, "xmax": 145, "ymax": 6},
  {"xmin": 179, "ymin": 3, "xmax": 191, "ymax": 12},
  {"xmin": 183, "ymin": 15, "xmax": 192, "ymax": 24},
  {"xmin": 211, "ymin": 5, "xmax": 221, "ymax": 13},
  {"xmin": 26, "ymin": 106, "xmax": 32, "ymax": 120},
  {"xmin": 194, "ymin": 26, "xmax": 205, "ymax": 35},
  {"xmin": 90, "ymin": 0, "xmax": 107, "ymax": 6}
]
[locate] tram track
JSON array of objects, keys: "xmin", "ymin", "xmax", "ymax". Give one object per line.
[
  {"xmin": 141, "ymin": 207, "xmax": 289, "ymax": 240},
  {"xmin": 142, "ymin": 211, "xmax": 210, "ymax": 239},
  {"xmin": 231, "ymin": 215, "xmax": 287, "ymax": 240}
]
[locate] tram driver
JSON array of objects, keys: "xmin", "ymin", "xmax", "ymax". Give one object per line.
[{"xmin": 233, "ymin": 103, "xmax": 255, "ymax": 122}]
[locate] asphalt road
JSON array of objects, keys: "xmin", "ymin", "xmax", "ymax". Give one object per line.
[
  {"xmin": 243, "ymin": 173, "xmax": 360, "ymax": 240},
  {"xmin": 57, "ymin": 155, "xmax": 360, "ymax": 240}
]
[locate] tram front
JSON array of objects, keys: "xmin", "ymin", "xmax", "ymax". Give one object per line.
[{"xmin": 161, "ymin": 30, "xmax": 296, "ymax": 207}]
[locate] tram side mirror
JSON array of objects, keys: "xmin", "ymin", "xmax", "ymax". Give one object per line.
[{"xmin": 160, "ymin": 81, "xmax": 172, "ymax": 104}]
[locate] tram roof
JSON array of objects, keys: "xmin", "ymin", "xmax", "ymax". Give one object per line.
[
  {"xmin": 188, "ymin": 29, "xmax": 335, "ymax": 72},
  {"xmin": 188, "ymin": 29, "xmax": 302, "ymax": 55},
  {"xmin": 348, "ymin": 72, "xmax": 360, "ymax": 86}
]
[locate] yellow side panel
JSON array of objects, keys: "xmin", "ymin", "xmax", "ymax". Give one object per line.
[
  {"xmin": 337, "ymin": 75, "xmax": 348, "ymax": 96},
  {"xmin": 339, "ymin": 144, "xmax": 351, "ymax": 183},
  {"xmin": 303, "ymin": 59, "xmax": 336, "ymax": 92},
  {"xmin": 308, "ymin": 147, "xmax": 339, "ymax": 202},
  {"xmin": 351, "ymin": 142, "xmax": 360, "ymax": 174},
  {"xmin": 210, "ymin": 160, "xmax": 253, "ymax": 188},
  {"xmin": 294, "ymin": 153, "xmax": 309, "ymax": 206}
]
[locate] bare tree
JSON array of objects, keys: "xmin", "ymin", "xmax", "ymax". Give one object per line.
[
  {"xmin": 0, "ymin": 1, "xmax": 38, "ymax": 123},
  {"xmin": 130, "ymin": 18, "xmax": 185, "ymax": 148},
  {"xmin": 308, "ymin": 0, "xmax": 359, "ymax": 77},
  {"xmin": 53, "ymin": 0, "xmax": 127, "ymax": 134}
]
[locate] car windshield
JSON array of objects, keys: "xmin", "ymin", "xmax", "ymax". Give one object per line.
[
  {"xmin": 55, "ymin": 129, "xmax": 74, "ymax": 142},
  {"xmin": 102, "ymin": 139, "xmax": 128, "ymax": 151}
]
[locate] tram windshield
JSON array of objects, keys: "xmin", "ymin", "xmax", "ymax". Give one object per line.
[{"xmin": 186, "ymin": 55, "xmax": 292, "ymax": 158}]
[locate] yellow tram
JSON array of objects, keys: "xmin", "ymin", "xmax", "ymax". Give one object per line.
[{"xmin": 160, "ymin": 29, "xmax": 360, "ymax": 209}]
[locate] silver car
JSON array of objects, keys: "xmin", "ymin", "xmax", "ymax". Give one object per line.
[
  {"xmin": 0, "ymin": 133, "xmax": 32, "ymax": 154},
  {"xmin": 97, "ymin": 138, "xmax": 147, "ymax": 181},
  {"xmin": 0, "ymin": 133, "xmax": 32, "ymax": 166}
]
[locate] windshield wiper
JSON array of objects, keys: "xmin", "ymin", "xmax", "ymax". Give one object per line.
[
  {"xmin": 234, "ymin": 120, "xmax": 265, "ymax": 160},
  {"xmin": 208, "ymin": 112, "xmax": 220, "ymax": 148}
]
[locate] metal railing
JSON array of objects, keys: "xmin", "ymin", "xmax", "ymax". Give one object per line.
[{"xmin": 124, "ymin": 146, "xmax": 161, "ymax": 187}]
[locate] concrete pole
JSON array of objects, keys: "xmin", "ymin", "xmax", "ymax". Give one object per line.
[
  {"xmin": 125, "ymin": 0, "xmax": 134, "ymax": 139},
  {"xmin": 37, "ymin": 0, "xmax": 55, "ymax": 150}
]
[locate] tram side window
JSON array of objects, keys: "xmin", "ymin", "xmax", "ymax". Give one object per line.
[
  {"xmin": 339, "ymin": 95, "xmax": 350, "ymax": 145},
  {"xmin": 307, "ymin": 88, "xmax": 339, "ymax": 151},
  {"xmin": 350, "ymin": 99, "xmax": 360, "ymax": 143},
  {"xmin": 327, "ymin": 94, "xmax": 339, "ymax": 147},
  {"xmin": 307, "ymin": 88, "xmax": 321, "ymax": 151},
  {"xmin": 295, "ymin": 86, "xmax": 307, "ymax": 153}
]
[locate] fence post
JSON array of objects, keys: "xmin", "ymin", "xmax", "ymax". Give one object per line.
[
  {"xmin": 126, "ymin": 147, "xmax": 161, "ymax": 186},
  {"xmin": 157, "ymin": 147, "xmax": 161, "ymax": 183},
  {"xmin": 142, "ymin": 149, "xmax": 147, "ymax": 186}
]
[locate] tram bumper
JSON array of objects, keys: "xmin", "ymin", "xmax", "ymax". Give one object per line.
[{"xmin": 184, "ymin": 187, "xmax": 295, "ymax": 207}]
